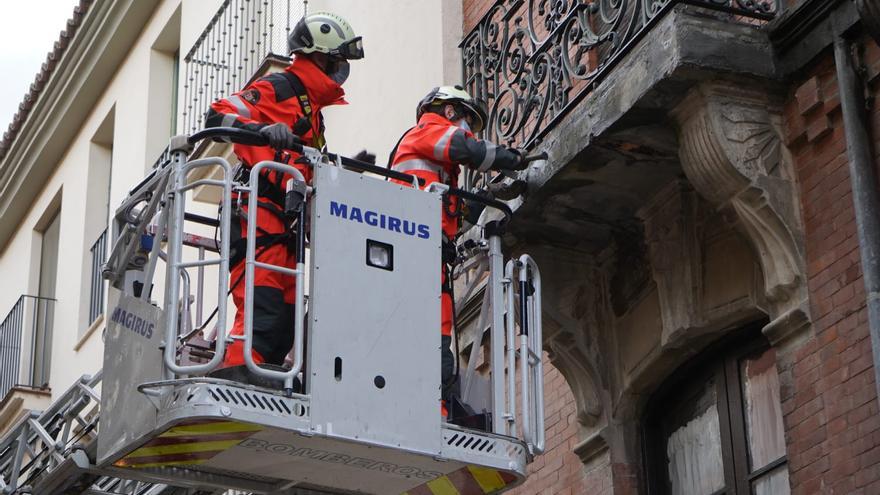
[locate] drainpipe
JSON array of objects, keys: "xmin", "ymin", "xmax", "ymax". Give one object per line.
[{"xmin": 833, "ymin": 33, "xmax": 880, "ymax": 403}]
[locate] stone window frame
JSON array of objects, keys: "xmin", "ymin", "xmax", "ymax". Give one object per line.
[{"xmin": 642, "ymin": 324, "xmax": 789, "ymax": 494}]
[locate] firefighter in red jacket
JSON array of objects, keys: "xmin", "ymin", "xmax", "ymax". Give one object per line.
[
  {"xmin": 390, "ymin": 86, "xmax": 526, "ymax": 413},
  {"xmin": 205, "ymin": 12, "xmax": 364, "ymax": 373}
]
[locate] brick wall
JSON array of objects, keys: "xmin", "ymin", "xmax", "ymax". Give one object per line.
[
  {"xmin": 782, "ymin": 37, "xmax": 880, "ymax": 494},
  {"xmin": 462, "ymin": 0, "xmax": 493, "ymax": 35},
  {"xmin": 507, "ymin": 361, "xmax": 592, "ymax": 495}
]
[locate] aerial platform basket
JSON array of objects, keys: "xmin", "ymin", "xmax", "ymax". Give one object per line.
[{"xmin": 91, "ymin": 129, "xmax": 545, "ymax": 495}]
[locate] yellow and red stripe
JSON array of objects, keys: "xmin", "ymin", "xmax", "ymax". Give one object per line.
[
  {"xmin": 403, "ymin": 466, "xmax": 519, "ymax": 495},
  {"xmin": 114, "ymin": 420, "xmax": 262, "ymax": 469}
]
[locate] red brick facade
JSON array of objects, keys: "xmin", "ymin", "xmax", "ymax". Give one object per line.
[
  {"xmin": 463, "ymin": 0, "xmax": 493, "ymax": 34},
  {"xmin": 508, "ymin": 363, "xmax": 592, "ymax": 495},
  {"xmin": 781, "ymin": 37, "xmax": 880, "ymax": 494}
]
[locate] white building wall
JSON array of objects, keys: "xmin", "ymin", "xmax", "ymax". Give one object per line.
[
  {"xmin": 309, "ymin": 0, "xmax": 463, "ymax": 160},
  {"xmin": 0, "ymin": 0, "xmax": 459, "ymax": 402}
]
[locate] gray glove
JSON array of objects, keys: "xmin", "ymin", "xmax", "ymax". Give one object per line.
[{"xmin": 259, "ymin": 123, "xmax": 300, "ymax": 150}]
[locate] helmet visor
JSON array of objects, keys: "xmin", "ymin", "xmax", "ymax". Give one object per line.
[
  {"xmin": 337, "ymin": 37, "xmax": 364, "ymax": 60},
  {"xmin": 458, "ymin": 101, "xmax": 486, "ymax": 133}
]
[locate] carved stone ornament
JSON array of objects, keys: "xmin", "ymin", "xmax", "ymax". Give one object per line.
[
  {"xmin": 528, "ymin": 245, "xmax": 611, "ymax": 429},
  {"xmin": 672, "ymin": 82, "xmax": 811, "ymax": 346},
  {"xmin": 638, "ymin": 180, "xmax": 705, "ymax": 345}
]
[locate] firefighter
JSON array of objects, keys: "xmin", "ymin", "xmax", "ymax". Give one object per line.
[
  {"xmin": 205, "ymin": 12, "xmax": 364, "ymax": 375},
  {"xmin": 389, "ymin": 86, "xmax": 526, "ymax": 414}
]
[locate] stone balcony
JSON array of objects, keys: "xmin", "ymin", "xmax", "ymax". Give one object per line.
[{"xmin": 454, "ymin": 0, "xmax": 852, "ymax": 482}]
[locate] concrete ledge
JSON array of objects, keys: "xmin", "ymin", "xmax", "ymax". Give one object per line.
[{"xmin": 0, "ymin": 386, "xmax": 52, "ymax": 436}]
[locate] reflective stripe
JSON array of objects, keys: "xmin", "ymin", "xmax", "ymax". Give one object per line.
[
  {"xmin": 433, "ymin": 127, "xmax": 457, "ymax": 161},
  {"xmin": 467, "ymin": 466, "xmax": 507, "ymax": 493},
  {"xmin": 221, "ymin": 114, "xmax": 238, "ymax": 127},
  {"xmin": 219, "ymin": 114, "xmax": 237, "ymax": 141},
  {"xmin": 115, "ymin": 420, "xmax": 262, "ymax": 469},
  {"xmin": 426, "ymin": 476, "xmax": 460, "ymax": 495},
  {"xmin": 392, "ymin": 158, "xmax": 450, "ymax": 183},
  {"xmin": 228, "ymin": 95, "xmax": 252, "ymax": 118},
  {"xmin": 478, "ymin": 141, "xmax": 497, "ymax": 172},
  {"xmin": 406, "ymin": 465, "xmax": 519, "ymax": 495}
]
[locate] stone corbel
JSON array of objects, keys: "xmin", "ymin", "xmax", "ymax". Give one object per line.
[
  {"xmin": 672, "ymin": 83, "xmax": 811, "ymax": 346},
  {"xmin": 529, "ymin": 245, "xmax": 612, "ymax": 429},
  {"xmin": 638, "ymin": 180, "xmax": 705, "ymax": 346}
]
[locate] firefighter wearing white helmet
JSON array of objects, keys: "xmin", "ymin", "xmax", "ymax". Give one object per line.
[
  {"xmin": 289, "ymin": 12, "xmax": 364, "ymax": 60},
  {"xmin": 204, "ymin": 12, "xmax": 364, "ymax": 377},
  {"xmin": 389, "ymin": 84, "xmax": 525, "ymax": 418},
  {"xmin": 288, "ymin": 12, "xmax": 364, "ymax": 86},
  {"xmin": 416, "ymin": 85, "xmax": 489, "ymax": 133}
]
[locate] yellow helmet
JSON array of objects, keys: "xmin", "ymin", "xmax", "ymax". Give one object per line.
[
  {"xmin": 417, "ymin": 85, "xmax": 488, "ymax": 133},
  {"xmin": 288, "ymin": 12, "xmax": 364, "ymax": 60}
]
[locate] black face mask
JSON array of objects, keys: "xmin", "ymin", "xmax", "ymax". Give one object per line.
[
  {"xmin": 327, "ymin": 59, "xmax": 350, "ymax": 85},
  {"xmin": 313, "ymin": 55, "xmax": 350, "ymax": 85}
]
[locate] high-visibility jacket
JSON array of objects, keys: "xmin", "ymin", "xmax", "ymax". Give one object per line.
[
  {"xmin": 390, "ymin": 113, "xmax": 520, "ymax": 338},
  {"xmin": 206, "ymin": 56, "xmax": 347, "ymax": 186},
  {"xmin": 205, "ymin": 56, "xmax": 346, "ymax": 366},
  {"xmin": 390, "ymin": 112, "xmax": 520, "ymax": 238}
]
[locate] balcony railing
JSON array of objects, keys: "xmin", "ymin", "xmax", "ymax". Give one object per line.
[
  {"xmin": 0, "ymin": 295, "xmax": 56, "ymax": 400},
  {"xmin": 461, "ymin": 0, "xmax": 781, "ymax": 149},
  {"xmin": 88, "ymin": 229, "xmax": 107, "ymax": 325},
  {"xmin": 181, "ymin": 0, "xmax": 306, "ymax": 134}
]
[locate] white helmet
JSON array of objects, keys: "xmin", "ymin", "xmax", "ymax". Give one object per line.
[
  {"xmin": 417, "ymin": 85, "xmax": 488, "ymax": 133},
  {"xmin": 288, "ymin": 12, "xmax": 364, "ymax": 60}
]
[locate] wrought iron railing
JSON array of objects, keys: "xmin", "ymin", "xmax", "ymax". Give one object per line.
[
  {"xmin": 461, "ymin": 0, "xmax": 781, "ymax": 149},
  {"xmin": 0, "ymin": 295, "xmax": 56, "ymax": 400},
  {"xmin": 181, "ymin": 0, "xmax": 306, "ymax": 134},
  {"xmin": 89, "ymin": 229, "xmax": 108, "ymax": 325}
]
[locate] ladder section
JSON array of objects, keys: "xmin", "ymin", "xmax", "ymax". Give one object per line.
[{"xmin": 0, "ymin": 370, "xmax": 244, "ymax": 494}]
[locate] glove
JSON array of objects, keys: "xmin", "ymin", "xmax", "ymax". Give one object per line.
[
  {"xmin": 495, "ymin": 147, "xmax": 527, "ymax": 172},
  {"xmin": 259, "ymin": 123, "xmax": 300, "ymax": 150},
  {"xmin": 510, "ymin": 148, "xmax": 528, "ymax": 171},
  {"xmin": 353, "ymin": 150, "xmax": 376, "ymax": 165}
]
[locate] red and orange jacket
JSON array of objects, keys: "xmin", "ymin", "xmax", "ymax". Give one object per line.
[
  {"xmin": 205, "ymin": 56, "xmax": 347, "ymax": 187},
  {"xmin": 390, "ymin": 112, "xmax": 520, "ymax": 237}
]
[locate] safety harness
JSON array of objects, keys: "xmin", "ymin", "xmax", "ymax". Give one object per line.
[{"xmin": 228, "ymin": 71, "xmax": 320, "ymax": 268}]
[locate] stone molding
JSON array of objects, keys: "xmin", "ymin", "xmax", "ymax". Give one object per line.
[
  {"xmin": 673, "ymin": 83, "xmax": 811, "ymax": 346},
  {"xmin": 573, "ymin": 428, "xmax": 610, "ymax": 465}
]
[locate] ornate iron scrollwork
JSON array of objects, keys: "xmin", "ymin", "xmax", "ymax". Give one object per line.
[{"xmin": 461, "ymin": 0, "xmax": 779, "ymax": 149}]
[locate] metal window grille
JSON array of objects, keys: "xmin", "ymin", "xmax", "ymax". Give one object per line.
[
  {"xmin": 181, "ymin": 0, "xmax": 306, "ymax": 134},
  {"xmin": 89, "ymin": 229, "xmax": 108, "ymax": 324},
  {"xmin": 0, "ymin": 295, "xmax": 56, "ymax": 400}
]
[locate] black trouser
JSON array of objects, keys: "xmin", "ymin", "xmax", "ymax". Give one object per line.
[
  {"xmin": 442, "ymin": 335, "xmax": 455, "ymax": 403},
  {"xmin": 250, "ymin": 286, "xmax": 295, "ymax": 364}
]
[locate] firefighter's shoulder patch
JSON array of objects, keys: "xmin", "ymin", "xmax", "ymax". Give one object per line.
[{"xmin": 241, "ymin": 89, "xmax": 260, "ymax": 105}]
